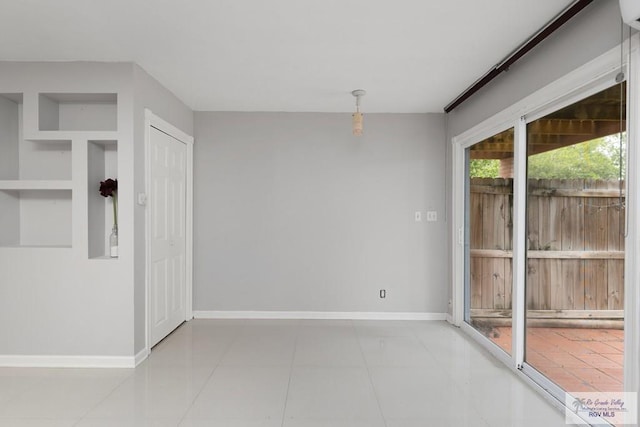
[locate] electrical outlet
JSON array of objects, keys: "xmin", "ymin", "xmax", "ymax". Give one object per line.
[
  {"xmin": 379, "ymin": 289, "xmax": 386, "ymax": 299},
  {"xmin": 426, "ymin": 211, "xmax": 437, "ymax": 222}
]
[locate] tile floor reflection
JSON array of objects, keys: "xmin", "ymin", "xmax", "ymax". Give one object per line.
[{"xmin": 0, "ymin": 320, "xmax": 572, "ymax": 426}]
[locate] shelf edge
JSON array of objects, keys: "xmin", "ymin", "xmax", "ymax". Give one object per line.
[{"xmin": 0, "ymin": 180, "xmax": 73, "ymax": 190}]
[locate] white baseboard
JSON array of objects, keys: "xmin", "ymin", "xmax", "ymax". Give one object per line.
[
  {"xmin": 193, "ymin": 311, "xmax": 447, "ymax": 321},
  {"xmin": 134, "ymin": 348, "xmax": 149, "ymax": 367},
  {"xmin": 0, "ymin": 355, "xmax": 137, "ymax": 368},
  {"xmin": 446, "ymin": 313, "xmax": 454, "ymax": 324}
]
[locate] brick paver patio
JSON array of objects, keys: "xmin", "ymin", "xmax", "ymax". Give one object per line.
[{"xmin": 489, "ymin": 326, "xmax": 623, "ymax": 393}]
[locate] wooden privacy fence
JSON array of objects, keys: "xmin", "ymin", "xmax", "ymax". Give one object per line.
[{"xmin": 470, "ymin": 178, "xmax": 625, "ymax": 327}]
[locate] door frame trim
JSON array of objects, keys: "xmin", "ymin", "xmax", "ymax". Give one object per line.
[{"xmin": 143, "ymin": 109, "xmax": 194, "ymax": 356}]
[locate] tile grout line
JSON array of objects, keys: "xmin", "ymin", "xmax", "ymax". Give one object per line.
[
  {"xmin": 279, "ymin": 325, "xmax": 299, "ymax": 427},
  {"xmin": 352, "ymin": 319, "xmax": 388, "ymax": 427},
  {"xmin": 175, "ymin": 319, "xmax": 248, "ymax": 426},
  {"xmin": 73, "ymin": 321, "xmax": 203, "ymax": 425},
  {"xmin": 71, "ymin": 367, "xmax": 136, "ymax": 426},
  {"xmin": 410, "ymin": 323, "xmax": 493, "ymax": 427}
]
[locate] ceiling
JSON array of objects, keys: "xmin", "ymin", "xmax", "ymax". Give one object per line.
[{"xmin": 0, "ymin": 0, "xmax": 575, "ymax": 113}]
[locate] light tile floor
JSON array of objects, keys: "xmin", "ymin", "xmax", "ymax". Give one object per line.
[{"xmin": 0, "ymin": 320, "xmax": 573, "ymax": 426}]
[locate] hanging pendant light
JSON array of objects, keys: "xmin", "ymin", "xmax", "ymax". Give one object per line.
[{"xmin": 352, "ymin": 89, "xmax": 366, "ymax": 136}]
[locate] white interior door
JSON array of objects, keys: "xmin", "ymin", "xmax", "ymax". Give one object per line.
[{"xmin": 149, "ymin": 126, "xmax": 187, "ymax": 348}]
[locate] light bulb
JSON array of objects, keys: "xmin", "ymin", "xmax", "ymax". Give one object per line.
[{"xmin": 352, "ymin": 112, "xmax": 363, "ymax": 136}]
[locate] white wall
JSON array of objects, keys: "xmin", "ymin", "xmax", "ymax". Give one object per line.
[
  {"xmin": 444, "ymin": 1, "xmax": 624, "ymax": 314},
  {"xmin": 132, "ymin": 65, "xmax": 194, "ymax": 353},
  {"xmin": 193, "ymin": 112, "xmax": 447, "ymax": 314},
  {"xmin": 0, "ymin": 61, "xmax": 135, "ymax": 357},
  {"xmin": 0, "ymin": 61, "xmax": 193, "ymax": 360}
]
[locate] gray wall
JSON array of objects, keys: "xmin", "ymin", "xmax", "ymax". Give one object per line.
[
  {"xmin": 132, "ymin": 65, "xmax": 194, "ymax": 353},
  {"xmin": 193, "ymin": 112, "xmax": 447, "ymax": 313},
  {"xmin": 445, "ymin": 0, "xmax": 624, "ymax": 313}
]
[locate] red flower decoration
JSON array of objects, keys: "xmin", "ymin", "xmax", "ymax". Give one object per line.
[{"xmin": 99, "ymin": 179, "xmax": 118, "ymax": 198}]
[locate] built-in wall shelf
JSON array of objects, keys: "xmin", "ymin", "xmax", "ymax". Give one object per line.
[
  {"xmin": 0, "ymin": 89, "xmax": 121, "ymax": 253},
  {"xmin": 25, "ymin": 131, "xmax": 119, "ymax": 141},
  {"xmin": 0, "ymin": 245, "xmax": 72, "ymax": 249},
  {"xmin": 0, "ymin": 180, "xmax": 73, "ymax": 190},
  {"xmin": 0, "ymin": 189, "xmax": 72, "ymax": 247},
  {"xmin": 39, "ymin": 93, "xmax": 117, "ymax": 132},
  {"xmin": 90, "ymin": 255, "xmax": 119, "ymax": 260}
]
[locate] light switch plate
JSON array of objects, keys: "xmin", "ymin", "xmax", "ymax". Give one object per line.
[
  {"xmin": 415, "ymin": 211, "xmax": 422, "ymax": 222},
  {"xmin": 426, "ymin": 211, "xmax": 437, "ymax": 222}
]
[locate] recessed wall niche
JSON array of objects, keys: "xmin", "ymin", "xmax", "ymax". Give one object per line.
[
  {"xmin": 0, "ymin": 93, "xmax": 73, "ymax": 247},
  {"xmin": 0, "ymin": 189, "xmax": 72, "ymax": 248},
  {"xmin": 39, "ymin": 93, "xmax": 117, "ymax": 131},
  {"xmin": 0, "ymin": 93, "xmax": 22, "ymax": 180},
  {"xmin": 88, "ymin": 140, "xmax": 118, "ymax": 258}
]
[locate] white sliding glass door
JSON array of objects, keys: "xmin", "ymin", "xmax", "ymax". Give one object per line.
[
  {"xmin": 452, "ymin": 45, "xmax": 638, "ymax": 425},
  {"xmin": 464, "ymin": 128, "xmax": 515, "ymax": 356},
  {"xmin": 523, "ymin": 83, "xmax": 626, "ymax": 398}
]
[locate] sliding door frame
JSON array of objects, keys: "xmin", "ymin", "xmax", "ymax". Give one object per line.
[
  {"xmin": 518, "ymin": 75, "xmax": 629, "ymax": 399},
  {"xmin": 451, "ymin": 34, "xmax": 640, "ymax": 414}
]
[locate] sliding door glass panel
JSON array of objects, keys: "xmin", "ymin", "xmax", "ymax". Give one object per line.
[
  {"xmin": 525, "ymin": 83, "xmax": 626, "ymax": 394},
  {"xmin": 465, "ymin": 128, "xmax": 514, "ymax": 355}
]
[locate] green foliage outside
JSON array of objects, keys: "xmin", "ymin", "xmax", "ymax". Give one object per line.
[
  {"xmin": 468, "ymin": 135, "xmax": 625, "ymax": 179},
  {"xmin": 468, "ymin": 159, "xmax": 500, "ymax": 178}
]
